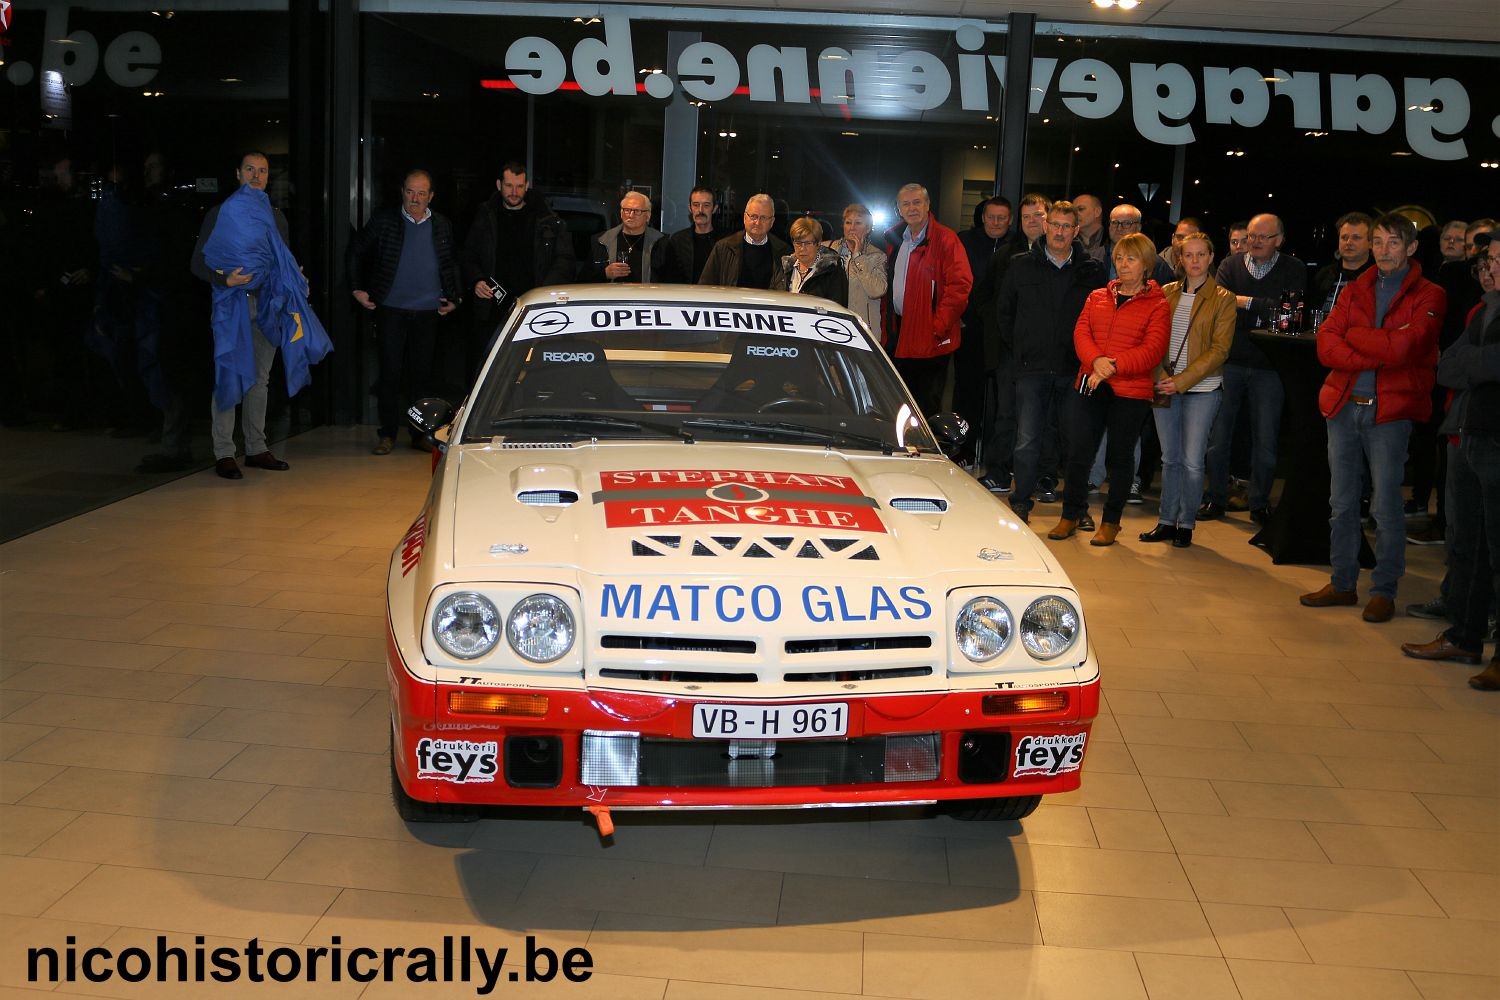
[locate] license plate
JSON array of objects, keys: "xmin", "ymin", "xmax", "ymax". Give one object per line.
[{"xmin": 692, "ymin": 702, "xmax": 849, "ymax": 739}]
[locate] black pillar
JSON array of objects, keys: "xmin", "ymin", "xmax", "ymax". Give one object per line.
[
  {"xmin": 327, "ymin": 0, "xmax": 360, "ymax": 424},
  {"xmin": 996, "ymin": 13, "xmax": 1034, "ymax": 207}
]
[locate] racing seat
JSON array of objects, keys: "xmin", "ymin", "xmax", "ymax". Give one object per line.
[
  {"xmin": 697, "ymin": 335, "xmax": 831, "ymax": 413},
  {"xmin": 511, "ymin": 338, "xmax": 637, "ymax": 411}
]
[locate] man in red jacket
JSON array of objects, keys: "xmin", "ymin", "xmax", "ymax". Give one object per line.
[
  {"xmin": 1301, "ymin": 214, "xmax": 1446, "ymax": 623},
  {"xmin": 882, "ymin": 183, "xmax": 973, "ymax": 417}
]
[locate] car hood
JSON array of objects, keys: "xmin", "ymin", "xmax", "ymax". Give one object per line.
[{"xmin": 444, "ymin": 442, "xmax": 1048, "ymax": 580}]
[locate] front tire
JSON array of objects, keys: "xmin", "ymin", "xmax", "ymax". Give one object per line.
[
  {"xmin": 390, "ymin": 733, "xmax": 480, "ymax": 823},
  {"xmin": 943, "ymin": 795, "xmax": 1042, "ymax": 822}
]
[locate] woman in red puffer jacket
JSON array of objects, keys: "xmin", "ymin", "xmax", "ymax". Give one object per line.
[{"xmin": 1045, "ymin": 233, "xmax": 1170, "ymax": 547}]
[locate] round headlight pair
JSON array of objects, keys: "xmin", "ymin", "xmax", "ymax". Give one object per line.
[
  {"xmin": 431, "ymin": 592, "xmax": 575, "ymax": 663},
  {"xmin": 955, "ymin": 595, "xmax": 1080, "ymax": 662}
]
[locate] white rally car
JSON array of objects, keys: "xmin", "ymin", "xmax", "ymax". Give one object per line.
[{"xmin": 388, "ymin": 285, "xmax": 1099, "ymax": 831}]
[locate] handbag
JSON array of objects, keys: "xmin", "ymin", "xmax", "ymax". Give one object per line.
[{"xmin": 1152, "ymin": 328, "xmax": 1191, "ymax": 408}]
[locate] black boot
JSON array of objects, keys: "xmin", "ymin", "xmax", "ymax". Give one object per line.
[
  {"xmin": 1139, "ymin": 523, "xmax": 1175, "ymax": 543},
  {"xmin": 1173, "ymin": 527, "xmax": 1194, "ymax": 548}
]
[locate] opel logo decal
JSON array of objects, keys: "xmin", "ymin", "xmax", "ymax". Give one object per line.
[
  {"xmin": 706, "ymin": 483, "xmax": 770, "ymax": 504},
  {"xmin": 527, "ymin": 310, "xmax": 572, "ymax": 336},
  {"xmin": 813, "ymin": 317, "xmax": 856, "ymax": 344}
]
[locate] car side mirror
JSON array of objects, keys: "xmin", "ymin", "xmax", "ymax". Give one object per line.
[
  {"xmin": 407, "ymin": 398, "xmax": 455, "ymax": 436},
  {"xmin": 928, "ymin": 412, "xmax": 969, "ymax": 458}
]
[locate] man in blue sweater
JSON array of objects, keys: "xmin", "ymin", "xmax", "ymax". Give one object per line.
[{"xmin": 349, "ymin": 169, "xmax": 461, "ymax": 454}]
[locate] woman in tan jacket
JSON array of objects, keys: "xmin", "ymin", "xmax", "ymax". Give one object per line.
[
  {"xmin": 1140, "ymin": 232, "xmax": 1236, "ymax": 548},
  {"xmin": 823, "ymin": 203, "xmax": 888, "ymax": 337}
]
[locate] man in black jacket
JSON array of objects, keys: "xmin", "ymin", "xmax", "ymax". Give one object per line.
[
  {"xmin": 657, "ymin": 186, "xmax": 727, "ymax": 283},
  {"xmin": 349, "ymin": 169, "xmax": 461, "ymax": 454},
  {"xmin": 698, "ymin": 194, "xmax": 788, "ymax": 290},
  {"xmin": 460, "ymin": 161, "xmax": 575, "ymax": 379},
  {"xmin": 993, "ymin": 201, "xmax": 1107, "ymax": 524}
]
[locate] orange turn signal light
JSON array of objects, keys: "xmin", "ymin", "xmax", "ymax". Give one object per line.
[
  {"xmin": 448, "ymin": 691, "xmax": 549, "ymax": 717},
  {"xmin": 982, "ymin": 691, "xmax": 1069, "ymax": 716}
]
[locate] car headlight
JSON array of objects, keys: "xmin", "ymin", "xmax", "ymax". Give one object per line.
[
  {"xmin": 955, "ymin": 596, "xmax": 1013, "ymax": 662},
  {"xmin": 506, "ymin": 594, "xmax": 576, "ymax": 663},
  {"xmin": 432, "ymin": 592, "xmax": 500, "ymax": 659},
  {"xmin": 1020, "ymin": 596, "xmax": 1080, "ymax": 660}
]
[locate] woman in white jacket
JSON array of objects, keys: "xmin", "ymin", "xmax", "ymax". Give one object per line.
[{"xmin": 823, "ymin": 203, "xmax": 888, "ymax": 337}]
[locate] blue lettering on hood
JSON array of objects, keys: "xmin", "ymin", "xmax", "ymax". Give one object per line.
[{"xmin": 600, "ymin": 583, "xmax": 931, "ymax": 623}]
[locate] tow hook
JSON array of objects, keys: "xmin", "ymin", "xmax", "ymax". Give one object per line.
[{"xmin": 585, "ymin": 804, "xmax": 614, "ymax": 839}]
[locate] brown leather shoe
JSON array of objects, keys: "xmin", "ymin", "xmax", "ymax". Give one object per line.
[
  {"xmin": 214, "ymin": 457, "xmax": 243, "ymax": 480},
  {"xmin": 372, "ymin": 437, "xmax": 396, "ymax": 455},
  {"xmin": 1469, "ymin": 659, "xmax": 1500, "ymax": 691},
  {"xmin": 1401, "ymin": 633, "xmax": 1482, "ymax": 665},
  {"xmin": 1046, "ymin": 518, "xmax": 1077, "ymax": 540},
  {"xmin": 1362, "ymin": 595, "xmax": 1395, "ymax": 623},
  {"xmin": 244, "ymin": 450, "xmax": 290, "ymax": 471},
  {"xmin": 1300, "ymin": 583, "xmax": 1358, "ymax": 608},
  {"xmin": 1090, "ymin": 522, "xmax": 1121, "ymax": 547}
]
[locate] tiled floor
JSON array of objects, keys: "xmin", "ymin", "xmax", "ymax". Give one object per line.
[{"xmin": 2, "ymin": 425, "xmax": 1497, "ymax": 999}]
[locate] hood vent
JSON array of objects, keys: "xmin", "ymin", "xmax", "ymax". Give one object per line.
[
  {"xmin": 890, "ymin": 497, "xmax": 948, "ymax": 513},
  {"xmin": 517, "ymin": 490, "xmax": 579, "ymax": 507},
  {"xmin": 631, "ymin": 534, "xmax": 879, "ymax": 560},
  {"xmin": 499, "ymin": 441, "xmax": 573, "ymax": 449}
]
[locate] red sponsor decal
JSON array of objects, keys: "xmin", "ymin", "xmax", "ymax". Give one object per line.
[
  {"xmin": 0, "ymin": 2, "xmax": 11, "ymax": 33},
  {"xmin": 400, "ymin": 513, "xmax": 427, "ymax": 576},
  {"xmin": 595, "ymin": 469, "xmax": 886, "ymax": 532}
]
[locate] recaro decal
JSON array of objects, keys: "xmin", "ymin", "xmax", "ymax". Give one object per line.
[{"xmin": 593, "ymin": 469, "xmax": 887, "ymax": 532}]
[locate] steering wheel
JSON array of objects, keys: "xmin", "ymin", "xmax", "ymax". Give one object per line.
[{"xmin": 756, "ymin": 397, "xmax": 828, "ymax": 415}]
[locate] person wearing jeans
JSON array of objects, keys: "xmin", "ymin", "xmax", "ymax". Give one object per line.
[
  {"xmin": 1012, "ymin": 373, "xmax": 1073, "ymax": 519},
  {"xmin": 1301, "ymin": 213, "xmax": 1444, "ymax": 623},
  {"xmin": 1142, "ymin": 233, "xmax": 1235, "ymax": 548}
]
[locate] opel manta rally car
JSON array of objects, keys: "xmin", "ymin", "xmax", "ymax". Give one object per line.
[{"xmin": 387, "ymin": 285, "xmax": 1100, "ymax": 830}]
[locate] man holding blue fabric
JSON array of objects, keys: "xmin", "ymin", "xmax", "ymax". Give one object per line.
[{"xmin": 191, "ymin": 151, "xmax": 318, "ymax": 480}]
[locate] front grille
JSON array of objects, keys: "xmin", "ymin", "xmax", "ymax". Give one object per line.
[
  {"xmin": 580, "ymin": 731, "xmax": 940, "ymax": 787},
  {"xmin": 785, "ymin": 636, "xmax": 932, "ymax": 654},
  {"xmin": 598, "ymin": 668, "xmax": 759, "ymax": 683},
  {"xmin": 602, "ymin": 635, "xmax": 756, "ymax": 654},
  {"xmin": 784, "ymin": 666, "xmax": 933, "ymax": 683}
]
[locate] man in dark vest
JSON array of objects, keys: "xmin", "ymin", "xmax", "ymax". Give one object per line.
[{"xmin": 698, "ymin": 194, "xmax": 788, "ymax": 290}]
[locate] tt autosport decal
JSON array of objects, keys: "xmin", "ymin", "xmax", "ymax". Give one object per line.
[
  {"xmin": 594, "ymin": 469, "xmax": 886, "ymax": 532},
  {"xmin": 512, "ymin": 304, "xmax": 870, "ymax": 350},
  {"xmin": 415, "ymin": 738, "xmax": 498, "ymax": 783},
  {"xmin": 1013, "ymin": 734, "xmax": 1087, "ymax": 778}
]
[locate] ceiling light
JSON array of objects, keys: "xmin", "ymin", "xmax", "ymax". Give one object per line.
[
  {"xmin": 1263, "ymin": 76, "xmax": 1285, "ymax": 84},
  {"xmin": 1391, "ymin": 151, "xmax": 1412, "ymax": 156},
  {"xmin": 1093, "ymin": 0, "xmax": 1141, "ymax": 8}
]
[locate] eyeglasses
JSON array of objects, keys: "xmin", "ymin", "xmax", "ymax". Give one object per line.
[
  {"xmin": 1475, "ymin": 256, "xmax": 1500, "ymax": 274},
  {"xmin": 745, "ymin": 213, "xmax": 773, "ymax": 222},
  {"xmin": 1247, "ymin": 233, "xmax": 1281, "ymax": 242},
  {"xmin": 1045, "ymin": 220, "xmax": 1078, "ymax": 230},
  {"xmin": 620, "ymin": 207, "xmax": 649, "ymax": 215},
  {"xmin": 791, "ymin": 239, "xmax": 818, "ymax": 248},
  {"xmin": 1109, "ymin": 219, "xmax": 1141, "ymax": 229}
]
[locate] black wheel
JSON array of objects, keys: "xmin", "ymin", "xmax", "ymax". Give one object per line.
[
  {"xmin": 756, "ymin": 396, "xmax": 828, "ymax": 415},
  {"xmin": 942, "ymin": 795, "xmax": 1042, "ymax": 822},
  {"xmin": 390, "ymin": 734, "xmax": 480, "ymax": 823}
]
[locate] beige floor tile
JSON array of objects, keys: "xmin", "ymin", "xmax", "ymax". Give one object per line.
[
  {"xmin": 776, "ymin": 873, "xmax": 1040, "ymax": 943},
  {"xmin": 1, "ymin": 663, "xmax": 199, "ymax": 703},
  {"xmin": 1159, "ymin": 692, "xmax": 1350, "ymax": 727},
  {"xmin": 1143, "ymin": 776, "xmax": 1227, "ymax": 816},
  {"xmin": 1034, "ymin": 891, "xmax": 1218, "ymax": 955},
  {"xmin": 170, "ymin": 676, "xmax": 374, "ymax": 718},
  {"xmin": 304, "ymin": 886, "xmax": 595, "ymax": 946},
  {"xmin": 0, "ymin": 803, "xmax": 80, "ymax": 854},
  {"xmin": 298, "ymin": 634, "xmax": 385, "ymax": 662},
  {"xmin": 1257, "ymin": 675, "xmax": 1444, "ymax": 710},
  {"xmin": 32, "ymin": 811, "xmax": 304, "ymax": 879},
  {"xmin": 878, "ymin": 802, "xmax": 1098, "ymax": 848},
  {"xmin": 363, "ymin": 973, "xmax": 663, "ymax": 1000},
  {"xmin": 125, "ymin": 600, "xmax": 301, "ymax": 630},
  {"xmin": 1321, "ymin": 757, "xmax": 1496, "ymax": 797},
  {"xmin": 949, "ymin": 840, "xmax": 1195, "ymax": 900},
  {"xmin": 1114, "ymin": 715, "xmax": 1250, "ymax": 750},
  {"xmin": 237, "ymin": 786, "xmax": 471, "ymax": 844},
  {"xmin": 11, "ymin": 729, "xmax": 245, "ymax": 778},
  {"xmin": 139, "ymin": 622, "xmax": 322, "ymax": 657},
  {"xmin": 1417, "ymin": 729, "xmax": 1500, "ymax": 764},
  {"xmin": 257, "ymin": 591, "xmax": 385, "ymax": 616},
  {"xmin": 1090, "ymin": 610, "xmax": 1222, "ymax": 635},
  {"xmin": 43, "ymin": 865, "xmax": 338, "ymax": 941},
  {"xmin": 1182, "ymin": 855, "xmax": 1444, "ymax": 915},
  {"xmin": 1226, "ymin": 957, "xmax": 1425, "ymax": 999},
  {"xmin": 1406, "ymin": 971, "xmax": 1500, "ymax": 1000},
  {"xmin": 1200, "ymin": 902, "xmax": 1312, "ymax": 962},
  {"xmin": 1088, "ymin": 711, "xmax": 1123, "ymax": 743},
  {"xmin": 212, "ymin": 745, "xmax": 387, "ymax": 794},
  {"xmin": 153, "ymin": 648, "xmax": 347, "ymax": 685},
  {"xmin": 0, "ymin": 855, "xmax": 97, "ymax": 916},
  {"xmin": 1132, "ymin": 744, "xmax": 1341, "ymax": 787},
  {"xmin": 1162, "ymin": 812, "xmax": 1326, "ymax": 862},
  {"xmin": 665, "ymin": 983, "xmax": 877, "ymax": 1000},
  {"xmin": 1335, "ymin": 703, "xmax": 1497, "ymax": 737},
  {"xmin": 278, "ymin": 611, "xmax": 387, "ymax": 638},
  {"xmin": 1, "ymin": 636, "xmax": 176, "ymax": 672},
  {"xmin": 1106, "ymin": 666, "xmax": 1267, "ymax": 698},
  {"xmin": 466, "ymin": 811, "xmax": 713, "ymax": 864},
  {"xmin": 1413, "ymin": 869, "xmax": 1500, "ymax": 921},
  {"xmin": 589, "ymin": 912, "xmax": 862, "ymax": 994},
  {"xmin": 101, "ymin": 579, "xmax": 283, "ymax": 607},
  {"xmin": 1046, "ymin": 771, "xmax": 1155, "ymax": 810},
  {"xmin": 1341, "ymin": 657, "xmax": 1476, "ymax": 689},
  {"xmin": 0, "ymin": 611, "xmax": 164, "ymax": 644},
  {"xmin": 1212, "ymin": 780, "xmax": 1443, "ymax": 828},
  {"xmin": 1415, "ymin": 793, "xmax": 1500, "ymax": 833},
  {"xmin": 1085, "ymin": 645, "xmax": 1195, "ymax": 670},
  {"xmin": 1079, "ymin": 740, "xmax": 1138, "ymax": 774},
  {"xmin": 1102, "ymin": 689, "xmax": 1171, "ymax": 717},
  {"xmin": 1124, "ymin": 629, "xmax": 1282, "ymax": 656},
  {"xmin": 1307, "ymin": 822, "xmax": 1496, "ymax": 874},
  {"xmin": 0, "ymin": 760, "xmax": 64, "ymax": 803},
  {"xmin": 16, "ymin": 766, "xmax": 272, "ymax": 823},
  {"xmin": 0, "ymin": 720, "xmax": 51, "ymax": 757},
  {"xmin": 0, "ymin": 588, "xmax": 150, "ymax": 619},
  {"xmin": 240, "ymin": 571, "xmax": 386, "ymax": 598},
  {"xmin": 190, "ymin": 708, "xmax": 382, "ymax": 753},
  {"xmin": 1236, "ymin": 721, "xmax": 1440, "ymax": 761},
  {"xmin": 519, "ymin": 854, "xmax": 782, "ymax": 924},
  {"xmin": 862, "ymin": 933, "xmax": 1147, "ymax": 999},
  {"xmin": 0, "ymin": 913, "xmax": 117, "ymax": 991},
  {"xmin": 322, "ymin": 661, "xmax": 385, "ymax": 689},
  {"xmin": 230, "ymin": 553, "xmax": 380, "ymax": 578},
  {"xmin": 1087, "ymin": 807, "xmax": 1173, "ymax": 852},
  {"xmin": 1184, "ymin": 650, "xmax": 1357, "ymax": 682},
  {"xmin": 3, "ymin": 693, "xmax": 222, "ymax": 738},
  {"xmin": 1283, "ymin": 908, "xmax": 1499, "ymax": 976},
  {"xmin": 269, "ymin": 832, "xmax": 535, "ymax": 899},
  {"xmin": 1134, "ymin": 954, "xmax": 1241, "ymax": 1000}
]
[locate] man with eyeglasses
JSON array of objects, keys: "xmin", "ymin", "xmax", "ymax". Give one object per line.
[
  {"xmin": 590, "ymin": 191, "xmax": 663, "ymax": 283},
  {"xmin": 1104, "ymin": 204, "xmax": 1175, "ymax": 284},
  {"xmin": 698, "ymin": 193, "xmax": 788, "ymax": 290},
  {"xmin": 656, "ymin": 186, "xmax": 727, "ymax": 284},
  {"xmin": 1301, "ymin": 213, "xmax": 1444, "ymax": 624},
  {"xmin": 1200, "ymin": 212, "xmax": 1306, "ymax": 525},
  {"xmin": 993, "ymin": 200, "xmax": 1106, "ymax": 525}
]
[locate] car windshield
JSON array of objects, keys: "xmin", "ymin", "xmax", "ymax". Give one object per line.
[{"xmin": 462, "ymin": 300, "xmax": 936, "ymax": 452}]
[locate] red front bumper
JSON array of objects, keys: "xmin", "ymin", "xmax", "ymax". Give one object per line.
[{"xmin": 389, "ymin": 630, "xmax": 1100, "ymax": 810}]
